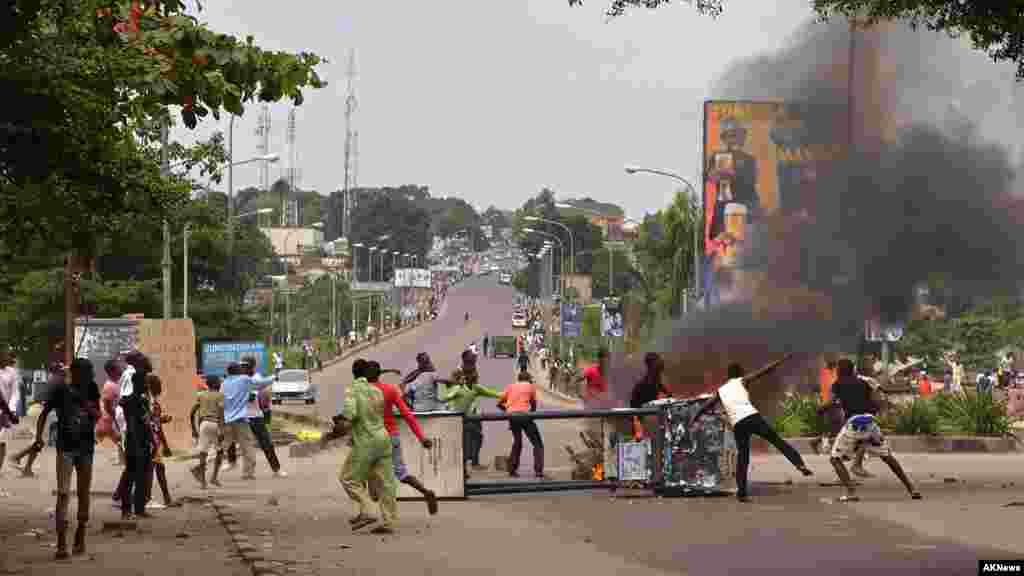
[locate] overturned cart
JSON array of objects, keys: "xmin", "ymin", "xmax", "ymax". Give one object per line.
[{"xmin": 394, "ymin": 396, "xmax": 737, "ymax": 498}]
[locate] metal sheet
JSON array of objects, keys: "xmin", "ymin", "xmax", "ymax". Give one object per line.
[
  {"xmin": 656, "ymin": 398, "xmax": 737, "ymax": 494},
  {"xmin": 397, "ymin": 413, "xmax": 465, "ymax": 499}
]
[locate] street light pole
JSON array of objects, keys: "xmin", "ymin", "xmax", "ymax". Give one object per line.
[
  {"xmin": 161, "ymin": 123, "xmax": 172, "ymax": 318},
  {"xmin": 227, "ymin": 115, "xmax": 235, "ymax": 298},
  {"xmin": 624, "ymin": 166, "xmax": 701, "ymax": 312},
  {"xmin": 523, "ymin": 216, "xmax": 574, "ymax": 295},
  {"xmin": 183, "ymin": 223, "xmax": 190, "ymax": 318}
]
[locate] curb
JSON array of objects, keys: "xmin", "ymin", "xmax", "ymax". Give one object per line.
[
  {"xmin": 768, "ymin": 435, "xmax": 1022, "ymax": 454},
  {"xmin": 211, "ymin": 500, "xmax": 282, "ymax": 576}
]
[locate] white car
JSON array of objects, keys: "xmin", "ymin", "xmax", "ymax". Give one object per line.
[{"xmin": 271, "ymin": 369, "xmax": 318, "ymax": 405}]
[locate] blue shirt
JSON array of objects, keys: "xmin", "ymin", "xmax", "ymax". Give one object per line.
[{"xmin": 223, "ymin": 374, "xmax": 274, "ymax": 424}]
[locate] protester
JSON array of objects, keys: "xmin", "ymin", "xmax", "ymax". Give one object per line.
[
  {"xmin": 629, "ymin": 352, "xmax": 670, "ymax": 439},
  {"xmin": 440, "ymin": 350, "xmax": 502, "ymax": 476},
  {"xmin": 323, "ymin": 359, "xmax": 398, "ymax": 534},
  {"xmin": 401, "ymin": 353, "xmax": 446, "ymax": 412},
  {"xmin": 691, "ymin": 356, "xmax": 813, "ymax": 503},
  {"xmin": 95, "ymin": 359, "xmax": 125, "ymax": 465},
  {"xmin": 500, "ymin": 371, "xmax": 546, "ymax": 479},
  {"xmin": 579, "ymin": 348, "xmax": 609, "ymax": 402},
  {"xmin": 190, "ymin": 375, "xmax": 224, "ymax": 489},
  {"xmin": 34, "ymin": 358, "xmax": 99, "ymax": 559},
  {"xmin": 241, "ymin": 356, "xmax": 286, "ymax": 478},
  {"xmin": 221, "ymin": 361, "xmax": 274, "ymax": 480},
  {"xmin": 0, "ymin": 347, "xmax": 20, "ymax": 476},
  {"xmin": 117, "ymin": 352, "xmax": 155, "ymax": 519},
  {"xmin": 9, "ymin": 362, "xmax": 63, "ymax": 477},
  {"xmin": 143, "ymin": 374, "xmax": 177, "ymax": 509},
  {"xmin": 372, "ymin": 363, "xmax": 438, "ymax": 514},
  {"xmin": 482, "ymin": 335, "xmax": 490, "ymax": 358},
  {"xmin": 829, "ymin": 359, "xmax": 922, "ymax": 502}
]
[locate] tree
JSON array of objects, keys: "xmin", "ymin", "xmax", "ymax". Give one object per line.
[
  {"xmin": 350, "ymin": 193, "xmax": 431, "ymax": 280},
  {"xmin": 1, "ymin": 0, "xmax": 326, "ymax": 258},
  {"xmin": 590, "ymin": 247, "xmax": 636, "ymax": 300},
  {"xmin": 482, "ymin": 206, "xmax": 512, "ymax": 231},
  {"xmin": 571, "ymin": 0, "xmax": 1024, "ymax": 80},
  {"xmin": 631, "ymin": 190, "xmax": 701, "ymax": 317}
]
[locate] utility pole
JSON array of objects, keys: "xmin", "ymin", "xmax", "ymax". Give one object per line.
[
  {"xmin": 227, "ymin": 115, "xmax": 236, "ymax": 297},
  {"xmin": 161, "ymin": 122, "xmax": 172, "ymax": 318},
  {"xmin": 255, "ymin": 105, "xmax": 272, "ymax": 193},
  {"xmin": 342, "ymin": 49, "xmax": 358, "ymax": 238},
  {"xmin": 183, "ymin": 223, "xmax": 190, "ymax": 318},
  {"xmin": 286, "ymin": 109, "xmax": 297, "ymax": 226}
]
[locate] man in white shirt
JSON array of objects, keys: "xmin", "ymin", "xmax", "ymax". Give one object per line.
[
  {"xmin": 0, "ymin": 348, "xmax": 21, "ymax": 475},
  {"xmin": 692, "ymin": 355, "xmax": 813, "ymax": 503}
]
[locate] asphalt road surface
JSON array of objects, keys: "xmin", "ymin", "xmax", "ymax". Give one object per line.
[{"xmin": 285, "ymin": 275, "xmax": 586, "ymax": 476}]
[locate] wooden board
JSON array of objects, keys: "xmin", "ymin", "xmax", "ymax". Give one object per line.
[
  {"xmin": 135, "ymin": 320, "xmax": 197, "ymax": 452},
  {"xmin": 397, "ymin": 414, "xmax": 464, "ymax": 499}
]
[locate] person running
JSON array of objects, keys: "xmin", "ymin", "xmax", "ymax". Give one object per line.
[
  {"xmin": 371, "ymin": 362, "xmax": 438, "ymax": 514},
  {"xmin": 500, "ymin": 371, "xmax": 546, "ymax": 479},
  {"xmin": 691, "ymin": 355, "xmax": 813, "ymax": 503},
  {"xmin": 10, "ymin": 362, "xmax": 63, "ymax": 477},
  {"xmin": 189, "ymin": 375, "xmax": 224, "ymax": 489},
  {"xmin": 578, "ymin": 348, "xmax": 610, "ymax": 403},
  {"xmin": 322, "ymin": 359, "xmax": 398, "ymax": 534},
  {"xmin": 33, "ymin": 358, "xmax": 99, "ymax": 559},
  {"xmin": 221, "ymin": 362, "xmax": 274, "ymax": 481},
  {"xmin": 829, "ymin": 359, "xmax": 921, "ymax": 503},
  {"xmin": 440, "ymin": 350, "xmax": 502, "ymax": 476},
  {"xmin": 243, "ymin": 356, "xmax": 287, "ymax": 478},
  {"xmin": 401, "ymin": 353, "xmax": 446, "ymax": 413},
  {"xmin": 143, "ymin": 374, "xmax": 177, "ymax": 509},
  {"xmin": 0, "ymin": 347, "xmax": 20, "ymax": 478}
]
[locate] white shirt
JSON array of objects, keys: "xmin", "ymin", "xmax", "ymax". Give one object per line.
[
  {"xmin": 0, "ymin": 367, "xmax": 19, "ymax": 414},
  {"xmin": 717, "ymin": 378, "xmax": 758, "ymax": 426},
  {"xmin": 245, "ymin": 372, "xmax": 265, "ymax": 419}
]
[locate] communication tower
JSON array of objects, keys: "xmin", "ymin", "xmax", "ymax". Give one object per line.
[{"xmin": 342, "ymin": 49, "xmax": 358, "ymax": 238}]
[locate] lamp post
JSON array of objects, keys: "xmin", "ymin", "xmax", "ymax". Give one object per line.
[
  {"xmin": 624, "ymin": 166, "xmax": 700, "ymax": 313},
  {"xmin": 352, "ymin": 242, "xmax": 365, "ymax": 282},
  {"xmin": 368, "ymin": 247, "xmax": 378, "ymax": 281},
  {"xmin": 554, "ymin": 204, "xmax": 639, "ymax": 299},
  {"xmin": 182, "ymin": 208, "xmax": 272, "ymax": 318},
  {"xmin": 522, "ymin": 227, "xmax": 564, "ymax": 296},
  {"xmin": 523, "ymin": 215, "xmax": 575, "ymax": 281}
]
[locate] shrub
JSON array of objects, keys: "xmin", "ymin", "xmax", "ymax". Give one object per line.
[
  {"xmin": 933, "ymin": 391, "xmax": 1013, "ymax": 436},
  {"xmin": 883, "ymin": 398, "xmax": 941, "ymax": 435},
  {"xmin": 772, "ymin": 394, "xmax": 830, "ymax": 437}
]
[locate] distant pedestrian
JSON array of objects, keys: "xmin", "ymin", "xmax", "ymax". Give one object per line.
[
  {"xmin": 482, "ymin": 335, "xmax": 489, "ymax": 358},
  {"xmin": 34, "ymin": 358, "xmax": 99, "ymax": 559},
  {"xmin": 691, "ymin": 356, "xmax": 813, "ymax": 503}
]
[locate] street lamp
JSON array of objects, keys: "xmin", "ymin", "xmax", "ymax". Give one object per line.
[
  {"xmin": 522, "ymin": 215, "xmax": 575, "ymax": 290},
  {"xmin": 522, "ymin": 227, "xmax": 564, "ymax": 296},
  {"xmin": 183, "ymin": 207, "xmax": 274, "ymax": 319},
  {"xmin": 624, "ymin": 165, "xmax": 701, "ymax": 311}
]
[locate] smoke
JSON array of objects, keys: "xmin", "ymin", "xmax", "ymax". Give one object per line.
[{"xmin": 607, "ymin": 18, "xmax": 1024, "ymax": 407}]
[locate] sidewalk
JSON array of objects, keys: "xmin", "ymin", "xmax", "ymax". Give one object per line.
[{"xmin": 0, "ymin": 443, "xmax": 244, "ymax": 576}]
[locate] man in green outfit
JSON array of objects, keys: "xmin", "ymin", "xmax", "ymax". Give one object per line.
[
  {"xmin": 440, "ymin": 349, "xmax": 502, "ymax": 478},
  {"xmin": 322, "ymin": 359, "xmax": 397, "ymax": 534}
]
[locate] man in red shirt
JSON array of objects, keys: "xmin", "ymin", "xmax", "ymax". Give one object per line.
[
  {"xmin": 579, "ymin": 348, "xmax": 609, "ymax": 402},
  {"xmin": 371, "ymin": 362, "xmax": 438, "ymax": 515}
]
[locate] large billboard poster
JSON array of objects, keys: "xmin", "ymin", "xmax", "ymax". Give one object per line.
[
  {"xmin": 702, "ymin": 100, "xmax": 843, "ymax": 306},
  {"xmin": 601, "ymin": 297, "xmax": 624, "ymax": 338},
  {"xmin": 201, "ymin": 341, "xmax": 267, "ymax": 377},
  {"xmin": 561, "ymin": 303, "xmax": 581, "ymax": 338}
]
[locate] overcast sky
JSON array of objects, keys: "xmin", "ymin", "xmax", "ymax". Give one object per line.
[{"xmin": 176, "ymin": 0, "xmax": 821, "ymax": 219}]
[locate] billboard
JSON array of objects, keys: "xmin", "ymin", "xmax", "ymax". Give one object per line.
[
  {"xmin": 200, "ymin": 340, "xmax": 267, "ymax": 377},
  {"xmin": 702, "ymin": 100, "xmax": 844, "ymax": 306},
  {"xmin": 393, "ymin": 268, "xmax": 431, "ymax": 288},
  {"xmin": 601, "ymin": 297, "xmax": 623, "ymax": 338},
  {"xmin": 561, "ymin": 303, "xmax": 581, "ymax": 338}
]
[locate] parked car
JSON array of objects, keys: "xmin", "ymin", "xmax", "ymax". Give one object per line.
[{"xmin": 271, "ymin": 369, "xmax": 318, "ymax": 404}]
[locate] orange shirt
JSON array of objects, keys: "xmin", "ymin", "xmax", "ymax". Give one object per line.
[
  {"xmin": 819, "ymin": 367, "xmax": 835, "ymax": 402},
  {"xmin": 501, "ymin": 380, "xmax": 537, "ymax": 413},
  {"xmin": 918, "ymin": 375, "xmax": 932, "ymax": 397}
]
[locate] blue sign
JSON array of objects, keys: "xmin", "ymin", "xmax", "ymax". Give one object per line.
[
  {"xmin": 561, "ymin": 303, "xmax": 581, "ymax": 338},
  {"xmin": 200, "ymin": 341, "xmax": 268, "ymax": 377}
]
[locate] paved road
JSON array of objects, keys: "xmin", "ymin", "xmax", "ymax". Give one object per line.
[{"xmin": 286, "ymin": 275, "xmax": 587, "ymax": 475}]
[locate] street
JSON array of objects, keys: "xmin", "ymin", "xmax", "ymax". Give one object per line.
[{"xmin": 0, "ymin": 278, "xmax": 1021, "ymax": 575}]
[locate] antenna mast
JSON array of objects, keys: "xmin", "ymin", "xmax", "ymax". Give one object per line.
[
  {"xmin": 255, "ymin": 105, "xmax": 272, "ymax": 192},
  {"xmin": 342, "ymin": 49, "xmax": 358, "ymax": 238},
  {"xmin": 285, "ymin": 108, "xmax": 298, "ymax": 226}
]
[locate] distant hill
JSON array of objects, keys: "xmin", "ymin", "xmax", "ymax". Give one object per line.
[{"xmin": 557, "ymin": 197, "xmax": 624, "ymax": 218}]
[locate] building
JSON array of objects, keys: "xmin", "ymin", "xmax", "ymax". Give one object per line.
[{"xmin": 260, "ymin": 226, "xmax": 325, "ymax": 266}]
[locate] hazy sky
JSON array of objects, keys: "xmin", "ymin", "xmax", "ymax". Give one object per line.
[{"xmin": 176, "ymin": 0, "xmax": 821, "ymax": 218}]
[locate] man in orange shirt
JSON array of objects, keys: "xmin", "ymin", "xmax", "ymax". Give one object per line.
[{"xmin": 500, "ymin": 371, "xmax": 546, "ymax": 479}]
